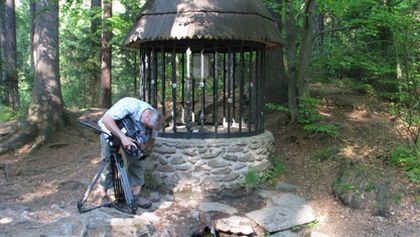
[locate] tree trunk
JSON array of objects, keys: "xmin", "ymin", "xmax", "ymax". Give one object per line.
[
  {"xmin": 89, "ymin": 0, "xmax": 101, "ymax": 107},
  {"xmin": 27, "ymin": 0, "xmax": 66, "ymax": 140},
  {"xmin": 297, "ymin": 0, "xmax": 316, "ymax": 98},
  {"xmin": 285, "ymin": 0, "xmax": 298, "ymax": 122},
  {"xmin": 0, "ymin": 0, "xmax": 69, "ymax": 154},
  {"xmin": 0, "ymin": 1, "xmax": 4, "ymax": 104},
  {"xmin": 100, "ymin": 0, "xmax": 112, "ymax": 108},
  {"xmin": 29, "ymin": 0, "xmax": 35, "ymax": 69},
  {"xmin": 4, "ymin": 0, "xmax": 19, "ymax": 110}
]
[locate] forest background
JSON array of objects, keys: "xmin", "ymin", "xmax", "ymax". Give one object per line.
[{"xmin": 0, "ymin": 0, "xmax": 418, "ymax": 183}]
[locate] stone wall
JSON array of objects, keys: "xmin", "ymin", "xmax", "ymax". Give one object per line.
[{"xmin": 144, "ymin": 131, "xmax": 275, "ymax": 191}]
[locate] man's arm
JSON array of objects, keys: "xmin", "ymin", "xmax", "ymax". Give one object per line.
[{"xmin": 102, "ymin": 114, "xmax": 137, "ymax": 150}]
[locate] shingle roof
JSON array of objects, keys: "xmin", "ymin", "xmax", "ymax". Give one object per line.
[{"xmin": 124, "ymin": 0, "xmax": 284, "ymax": 48}]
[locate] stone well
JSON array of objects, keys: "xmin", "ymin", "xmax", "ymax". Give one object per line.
[{"xmin": 146, "ymin": 131, "xmax": 274, "ymax": 191}]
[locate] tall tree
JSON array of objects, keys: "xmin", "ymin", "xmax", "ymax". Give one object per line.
[
  {"xmin": 0, "ymin": 0, "xmax": 68, "ymax": 153},
  {"xmin": 296, "ymin": 0, "xmax": 316, "ymax": 97},
  {"xmin": 100, "ymin": 0, "xmax": 112, "ymax": 108},
  {"xmin": 88, "ymin": 0, "xmax": 101, "ymax": 107},
  {"xmin": 285, "ymin": 0, "xmax": 298, "ymax": 121},
  {"xmin": 0, "ymin": 1, "xmax": 4, "ymax": 104},
  {"xmin": 3, "ymin": 0, "xmax": 19, "ymax": 110},
  {"xmin": 27, "ymin": 0, "xmax": 67, "ymax": 139}
]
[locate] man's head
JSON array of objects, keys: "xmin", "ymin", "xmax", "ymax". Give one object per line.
[{"xmin": 142, "ymin": 109, "xmax": 164, "ymax": 131}]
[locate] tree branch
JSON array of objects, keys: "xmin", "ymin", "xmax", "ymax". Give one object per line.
[{"xmin": 312, "ymin": 25, "xmax": 360, "ymax": 40}]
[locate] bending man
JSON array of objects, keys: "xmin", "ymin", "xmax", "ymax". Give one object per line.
[{"xmin": 98, "ymin": 97, "xmax": 164, "ymax": 208}]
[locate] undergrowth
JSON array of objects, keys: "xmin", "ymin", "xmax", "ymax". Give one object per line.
[
  {"xmin": 388, "ymin": 144, "xmax": 420, "ymax": 184},
  {"xmin": 266, "ymin": 96, "xmax": 338, "ymax": 137},
  {"xmin": 244, "ymin": 155, "xmax": 285, "ymax": 189},
  {"xmin": 0, "ymin": 105, "xmax": 24, "ymax": 122}
]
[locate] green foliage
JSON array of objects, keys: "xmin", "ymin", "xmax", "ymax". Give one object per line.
[
  {"xmin": 298, "ymin": 97, "xmax": 338, "ymax": 137},
  {"xmin": 244, "ymin": 168, "xmax": 260, "ymax": 188},
  {"xmin": 290, "ymin": 221, "xmax": 318, "ymax": 233},
  {"xmin": 389, "ymin": 144, "xmax": 420, "ymax": 183},
  {"xmin": 265, "ymin": 103, "xmax": 290, "ymax": 113},
  {"xmin": 0, "ymin": 105, "xmax": 24, "ymax": 121},
  {"xmin": 312, "ymin": 146, "xmax": 337, "ymax": 161},
  {"xmin": 351, "ymin": 81, "xmax": 376, "ymax": 96},
  {"xmin": 244, "ymin": 155, "xmax": 285, "ymax": 189},
  {"xmin": 389, "ymin": 145, "xmax": 418, "ymax": 170}
]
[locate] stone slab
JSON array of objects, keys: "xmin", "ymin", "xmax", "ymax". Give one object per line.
[
  {"xmin": 199, "ymin": 202, "xmax": 238, "ymax": 215},
  {"xmin": 246, "ymin": 204, "xmax": 315, "ymax": 232},
  {"xmin": 216, "ymin": 216, "xmax": 255, "ymax": 235}
]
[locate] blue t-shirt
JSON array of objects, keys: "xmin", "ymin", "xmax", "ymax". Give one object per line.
[{"xmin": 98, "ymin": 97, "xmax": 154, "ymax": 136}]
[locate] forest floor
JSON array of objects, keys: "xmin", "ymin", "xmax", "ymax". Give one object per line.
[{"xmin": 0, "ymin": 82, "xmax": 419, "ymax": 236}]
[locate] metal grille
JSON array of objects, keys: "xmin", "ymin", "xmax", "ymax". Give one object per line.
[{"xmin": 139, "ymin": 40, "xmax": 265, "ymax": 138}]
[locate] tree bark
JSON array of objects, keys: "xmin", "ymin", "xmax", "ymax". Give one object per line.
[
  {"xmin": 285, "ymin": 0, "xmax": 298, "ymax": 122},
  {"xmin": 100, "ymin": 0, "xmax": 112, "ymax": 108},
  {"xmin": 0, "ymin": 1, "xmax": 4, "ymax": 104},
  {"xmin": 296, "ymin": 0, "xmax": 316, "ymax": 98},
  {"xmin": 27, "ymin": 0, "xmax": 66, "ymax": 140},
  {"xmin": 89, "ymin": 0, "xmax": 101, "ymax": 107},
  {"xmin": 29, "ymin": 0, "xmax": 35, "ymax": 69},
  {"xmin": 3, "ymin": 0, "xmax": 19, "ymax": 110}
]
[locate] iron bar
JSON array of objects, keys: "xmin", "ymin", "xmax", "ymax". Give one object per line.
[
  {"xmin": 171, "ymin": 47, "xmax": 177, "ymax": 132},
  {"xmin": 147, "ymin": 51, "xmax": 151, "ymax": 104},
  {"xmin": 223, "ymin": 53, "xmax": 226, "ymax": 118},
  {"xmin": 227, "ymin": 48, "xmax": 232, "ymax": 134},
  {"xmin": 213, "ymin": 49, "xmax": 218, "ymax": 133},
  {"xmin": 239, "ymin": 47, "xmax": 244, "ymax": 132},
  {"xmin": 153, "ymin": 49, "xmax": 158, "ymax": 108},
  {"xmin": 140, "ymin": 49, "xmax": 146, "ymax": 101},
  {"xmin": 186, "ymin": 48, "xmax": 192, "ymax": 132},
  {"xmin": 181, "ymin": 52, "xmax": 185, "ymax": 107},
  {"xmin": 200, "ymin": 49, "xmax": 205, "ymax": 131},
  {"xmin": 161, "ymin": 48, "xmax": 166, "ymax": 133},
  {"xmin": 232, "ymin": 53, "xmax": 236, "ymax": 124},
  {"xmin": 248, "ymin": 50, "xmax": 253, "ymax": 132}
]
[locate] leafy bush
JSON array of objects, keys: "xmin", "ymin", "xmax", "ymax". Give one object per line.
[
  {"xmin": 244, "ymin": 155, "xmax": 286, "ymax": 189},
  {"xmin": 0, "ymin": 105, "xmax": 23, "ymax": 122},
  {"xmin": 390, "ymin": 145, "xmax": 418, "ymax": 170},
  {"xmin": 389, "ymin": 145, "xmax": 420, "ymax": 184},
  {"xmin": 265, "ymin": 103, "xmax": 290, "ymax": 113},
  {"xmin": 298, "ymin": 96, "xmax": 338, "ymax": 137}
]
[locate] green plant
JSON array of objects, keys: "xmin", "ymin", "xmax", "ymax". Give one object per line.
[
  {"xmin": 298, "ymin": 96, "xmax": 338, "ymax": 137},
  {"xmin": 312, "ymin": 146, "xmax": 337, "ymax": 161},
  {"xmin": 389, "ymin": 145, "xmax": 420, "ymax": 184},
  {"xmin": 389, "ymin": 145, "xmax": 418, "ymax": 170},
  {"xmin": 408, "ymin": 167, "xmax": 420, "ymax": 184},
  {"xmin": 351, "ymin": 81, "xmax": 376, "ymax": 96},
  {"xmin": 265, "ymin": 103, "xmax": 290, "ymax": 113},
  {"xmin": 0, "ymin": 105, "xmax": 23, "ymax": 121},
  {"xmin": 244, "ymin": 155, "xmax": 286, "ymax": 188},
  {"xmin": 290, "ymin": 221, "xmax": 318, "ymax": 232},
  {"xmin": 244, "ymin": 168, "xmax": 260, "ymax": 188}
]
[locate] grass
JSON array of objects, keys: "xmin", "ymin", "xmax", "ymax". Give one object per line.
[
  {"xmin": 388, "ymin": 144, "xmax": 420, "ymax": 184},
  {"xmin": 0, "ymin": 105, "xmax": 23, "ymax": 122},
  {"xmin": 312, "ymin": 146, "xmax": 337, "ymax": 161},
  {"xmin": 244, "ymin": 154, "xmax": 286, "ymax": 189}
]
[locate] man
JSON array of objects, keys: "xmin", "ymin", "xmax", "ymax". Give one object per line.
[{"xmin": 98, "ymin": 97, "xmax": 164, "ymax": 208}]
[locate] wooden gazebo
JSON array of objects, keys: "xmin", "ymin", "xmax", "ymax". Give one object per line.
[{"xmin": 124, "ymin": 0, "xmax": 283, "ymax": 139}]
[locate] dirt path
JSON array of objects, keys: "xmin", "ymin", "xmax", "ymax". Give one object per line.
[{"xmin": 0, "ymin": 85, "xmax": 419, "ymax": 236}]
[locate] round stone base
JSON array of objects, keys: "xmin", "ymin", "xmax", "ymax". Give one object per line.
[{"xmin": 145, "ymin": 131, "xmax": 274, "ymax": 191}]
